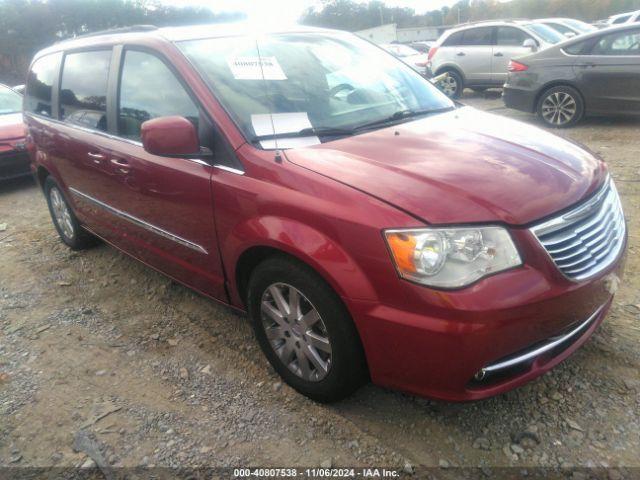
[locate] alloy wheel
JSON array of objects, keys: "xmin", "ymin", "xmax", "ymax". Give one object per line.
[
  {"xmin": 541, "ymin": 92, "xmax": 577, "ymax": 126},
  {"xmin": 260, "ymin": 283, "xmax": 332, "ymax": 382},
  {"xmin": 50, "ymin": 187, "xmax": 75, "ymax": 240},
  {"xmin": 440, "ymin": 75, "xmax": 458, "ymax": 97}
]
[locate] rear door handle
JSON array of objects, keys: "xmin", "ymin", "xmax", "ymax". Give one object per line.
[
  {"xmin": 494, "ymin": 52, "xmax": 504, "ymax": 57},
  {"xmin": 456, "ymin": 52, "xmax": 466, "ymax": 56}
]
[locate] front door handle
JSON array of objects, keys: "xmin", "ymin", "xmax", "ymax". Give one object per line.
[
  {"xmin": 456, "ymin": 51, "xmax": 466, "ymax": 56},
  {"xmin": 110, "ymin": 158, "xmax": 130, "ymax": 174},
  {"xmin": 87, "ymin": 151, "xmax": 105, "ymax": 164},
  {"xmin": 494, "ymin": 52, "xmax": 504, "ymax": 57},
  {"xmin": 577, "ymin": 62, "xmax": 596, "ymax": 68}
]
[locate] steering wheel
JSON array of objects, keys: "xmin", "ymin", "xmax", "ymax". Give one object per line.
[{"xmin": 329, "ymin": 83, "xmax": 355, "ymax": 98}]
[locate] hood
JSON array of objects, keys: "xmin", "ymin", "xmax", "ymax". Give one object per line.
[
  {"xmin": 0, "ymin": 113, "xmax": 26, "ymax": 141},
  {"xmin": 284, "ymin": 107, "xmax": 606, "ymax": 226}
]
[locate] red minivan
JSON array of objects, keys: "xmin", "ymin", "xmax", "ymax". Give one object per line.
[{"xmin": 25, "ymin": 24, "xmax": 626, "ymax": 402}]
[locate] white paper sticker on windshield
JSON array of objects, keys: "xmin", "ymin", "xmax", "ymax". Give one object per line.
[
  {"xmin": 251, "ymin": 112, "xmax": 320, "ymax": 149},
  {"xmin": 227, "ymin": 56, "xmax": 287, "ymax": 80}
]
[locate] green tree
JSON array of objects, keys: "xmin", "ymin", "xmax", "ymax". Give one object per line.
[{"xmin": 0, "ymin": 0, "xmax": 244, "ymax": 84}]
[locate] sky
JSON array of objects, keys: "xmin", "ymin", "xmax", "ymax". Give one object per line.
[{"xmin": 161, "ymin": 0, "xmax": 465, "ymax": 25}]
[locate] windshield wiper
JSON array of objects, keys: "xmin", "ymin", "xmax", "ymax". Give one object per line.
[
  {"xmin": 248, "ymin": 106, "xmax": 454, "ymax": 144},
  {"xmin": 250, "ymin": 126, "xmax": 356, "ymax": 143},
  {"xmin": 353, "ymin": 106, "xmax": 455, "ymax": 132}
]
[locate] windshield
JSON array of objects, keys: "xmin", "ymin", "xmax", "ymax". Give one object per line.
[
  {"xmin": 526, "ymin": 23, "xmax": 566, "ymax": 44},
  {"xmin": 0, "ymin": 85, "xmax": 22, "ymax": 115},
  {"xmin": 545, "ymin": 22, "xmax": 573, "ymax": 35},
  {"xmin": 563, "ymin": 19, "xmax": 595, "ymax": 33},
  {"xmin": 178, "ymin": 32, "xmax": 453, "ymax": 148}
]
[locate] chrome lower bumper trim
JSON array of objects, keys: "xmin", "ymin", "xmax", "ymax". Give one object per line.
[{"xmin": 481, "ymin": 304, "xmax": 605, "ymax": 376}]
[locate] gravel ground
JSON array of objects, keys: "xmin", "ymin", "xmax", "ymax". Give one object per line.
[{"xmin": 1, "ymin": 90, "xmax": 639, "ymax": 478}]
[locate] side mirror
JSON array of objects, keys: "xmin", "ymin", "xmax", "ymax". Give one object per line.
[
  {"xmin": 565, "ymin": 32, "xmax": 577, "ymax": 38},
  {"xmin": 141, "ymin": 116, "xmax": 201, "ymax": 157},
  {"xmin": 523, "ymin": 38, "xmax": 538, "ymax": 51}
]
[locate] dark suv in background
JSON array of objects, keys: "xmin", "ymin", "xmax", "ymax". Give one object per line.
[{"xmin": 504, "ymin": 24, "xmax": 640, "ymax": 127}]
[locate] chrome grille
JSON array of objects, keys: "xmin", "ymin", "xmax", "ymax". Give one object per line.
[{"xmin": 531, "ymin": 179, "xmax": 626, "ymax": 281}]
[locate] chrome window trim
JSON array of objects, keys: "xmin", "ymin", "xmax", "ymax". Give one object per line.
[
  {"xmin": 214, "ymin": 165, "xmax": 244, "ymax": 175},
  {"xmin": 69, "ymin": 187, "xmax": 208, "ymax": 255},
  {"xmin": 24, "ymin": 113, "xmax": 217, "ymax": 168},
  {"xmin": 23, "ymin": 112, "xmax": 144, "ymax": 146}
]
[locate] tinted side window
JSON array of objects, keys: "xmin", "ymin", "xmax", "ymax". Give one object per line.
[
  {"xmin": 496, "ymin": 27, "xmax": 529, "ymax": 46},
  {"xmin": 443, "ymin": 31, "xmax": 464, "ymax": 46},
  {"xmin": 60, "ymin": 50, "xmax": 111, "ymax": 131},
  {"xmin": 612, "ymin": 15, "xmax": 631, "ymax": 24},
  {"xmin": 118, "ymin": 51, "xmax": 199, "ymax": 141},
  {"xmin": 591, "ymin": 29, "xmax": 640, "ymax": 55},
  {"xmin": 462, "ymin": 27, "xmax": 494, "ymax": 46},
  {"xmin": 563, "ymin": 40, "xmax": 589, "ymax": 55},
  {"xmin": 25, "ymin": 53, "xmax": 61, "ymax": 117}
]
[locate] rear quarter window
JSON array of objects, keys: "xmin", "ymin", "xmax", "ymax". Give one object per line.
[
  {"xmin": 25, "ymin": 53, "xmax": 61, "ymax": 117},
  {"xmin": 563, "ymin": 40, "xmax": 590, "ymax": 55},
  {"xmin": 60, "ymin": 50, "xmax": 112, "ymax": 131},
  {"xmin": 442, "ymin": 31, "xmax": 464, "ymax": 46}
]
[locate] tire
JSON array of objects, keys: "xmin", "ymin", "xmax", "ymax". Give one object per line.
[
  {"xmin": 439, "ymin": 69, "xmax": 464, "ymax": 98},
  {"xmin": 247, "ymin": 255, "xmax": 368, "ymax": 403},
  {"xmin": 44, "ymin": 176, "xmax": 97, "ymax": 250},
  {"xmin": 536, "ymin": 85, "xmax": 584, "ymax": 128}
]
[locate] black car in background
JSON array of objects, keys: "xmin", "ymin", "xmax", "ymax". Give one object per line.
[{"xmin": 503, "ymin": 24, "xmax": 640, "ymax": 127}]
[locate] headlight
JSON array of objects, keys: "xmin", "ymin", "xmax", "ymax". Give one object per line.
[{"xmin": 384, "ymin": 226, "xmax": 522, "ymax": 288}]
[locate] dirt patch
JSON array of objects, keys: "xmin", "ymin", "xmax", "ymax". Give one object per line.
[{"xmin": 1, "ymin": 90, "xmax": 639, "ymax": 474}]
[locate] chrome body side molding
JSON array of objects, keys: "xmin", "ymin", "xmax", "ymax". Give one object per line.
[{"xmin": 69, "ymin": 187, "xmax": 208, "ymax": 255}]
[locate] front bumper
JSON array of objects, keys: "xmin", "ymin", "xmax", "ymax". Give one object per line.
[
  {"xmin": 0, "ymin": 150, "xmax": 31, "ymax": 181},
  {"xmin": 347, "ymin": 230, "xmax": 626, "ymax": 401}
]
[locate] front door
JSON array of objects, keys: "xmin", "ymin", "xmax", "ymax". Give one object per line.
[
  {"xmin": 456, "ymin": 26, "xmax": 495, "ymax": 84},
  {"xmin": 492, "ymin": 27, "xmax": 536, "ymax": 84},
  {"xmin": 106, "ymin": 48, "xmax": 227, "ymax": 299},
  {"xmin": 574, "ymin": 27, "xmax": 640, "ymax": 115}
]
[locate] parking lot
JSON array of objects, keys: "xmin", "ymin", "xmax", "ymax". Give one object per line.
[{"xmin": 1, "ymin": 91, "xmax": 639, "ymax": 474}]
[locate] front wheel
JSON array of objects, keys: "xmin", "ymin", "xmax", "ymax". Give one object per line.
[
  {"xmin": 247, "ymin": 256, "xmax": 368, "ymax": 403},
  {"xmin": 438, "ymin": 70, "xmax": 464, "ymax": 98},
  {"xmin": 536, "ymin": 85, "xmax": 584, "ymax": 128}
]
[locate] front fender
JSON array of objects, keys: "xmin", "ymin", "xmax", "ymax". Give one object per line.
[{"xmin": 224, "ymin": 215, "xmax": 378, "ymax": 307}]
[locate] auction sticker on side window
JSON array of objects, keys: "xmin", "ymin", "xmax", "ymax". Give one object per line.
[{"xmin": 227, "ymin": 56, "xmax": 287, "ymax": 80}]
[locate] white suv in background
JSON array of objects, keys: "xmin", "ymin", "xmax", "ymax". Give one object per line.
[{"xmin": 427, "ymin": 20, "xmax": 565, "ymax": 97}]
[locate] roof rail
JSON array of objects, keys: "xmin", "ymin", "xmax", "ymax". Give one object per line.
[
  {"xmin": 452, "ymin": 18, "xmax": 528, "ymax": 28},
  {"xmin": 69, "ymin": 24, "xmax": 158, "ymax": 40}
]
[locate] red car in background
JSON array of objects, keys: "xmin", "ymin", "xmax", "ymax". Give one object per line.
[
  {"xmin": 25, "ymin": 25, "xmax": 626, "ymax": 403},
  {"xmin": 0, "ymin": 84, "xmax": 29, "ymax": 181}
]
